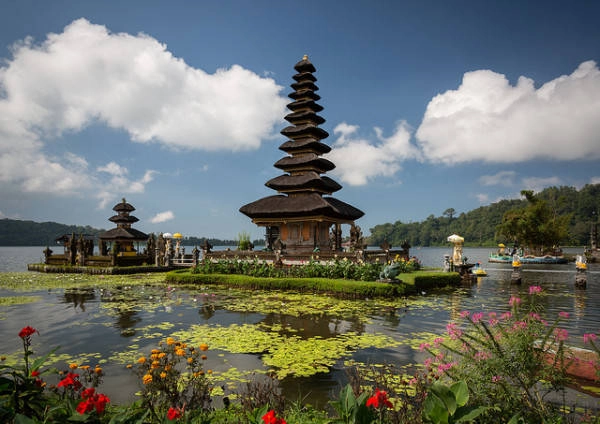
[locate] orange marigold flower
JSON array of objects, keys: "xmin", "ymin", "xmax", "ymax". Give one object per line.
[
  {"xmin": 69, "ymin": 363, "xmax": 78, "ymax": 369},
  {"xmin": 80, "ymin": 365, "xmax": 90, "ymax": 370},
  {"xmin": 158, "ymin": 352, "xmax": 167, "ymax": 358},
  {"xmin": 94, "ymin": 366, "xmax": 103, "ymax": 374},
  {"xmin": 199, "ymin": 343, "xmax": 209, "ymax": 351},
  {"xmin": 175, "ymin": 348, "xmax": 185, "ymax": 356},
  {"xmin": 151, "ymin": 349, "xmax": 160, "ymax": 354},
  {"xmin": 201, "ymin": 354, "xmax": 207, "ymax": 360},
  {"xmin": 126, "ymin": 364, "xmax": 133, "ymax": 369},
  {"xmin": 207, "ymin": 369, "xmax": 213, "ymax": 374},
  {"xmin": 142, "ymin": 374, "xmax": 153, "ymax": 384},
  {"xmin": 187, "ymin": 357, "xmax": 194, "ymax": 364},
  {"xmin": 138, "ymin": 357, "xmax": 147, "ymax": 364},
  {"xmin": 166, "ymin": 337, "xmax": 176, "ymax": 345},
  {"xmin": 160, "ymin": 371, "xmax": 167, "ymax": 379},
  {"xmin": 165, "ymin": 365, "xmax": 173, "ymax": 371}
]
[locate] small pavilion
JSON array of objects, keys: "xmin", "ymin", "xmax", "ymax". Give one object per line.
[
  {"xmin": 240, "ymin": 56, "xmax": 364, "ymax": 254},
  {"xmin": 99, "ymin": 198, "xmax": 148, "ymax": 255}
]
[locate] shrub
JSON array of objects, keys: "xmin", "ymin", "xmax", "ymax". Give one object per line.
[{"xmin": 419, "ymin": 285, "xmax": 597, "ymax": 423}]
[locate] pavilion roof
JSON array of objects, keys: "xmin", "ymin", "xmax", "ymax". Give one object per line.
[
  {"xmin": 240, "ymin": 193, "xmax": 363, "ymax": 221},
  {"xmin": 99, "ymin": 227, "xmax": 148, "ymax": 241}
]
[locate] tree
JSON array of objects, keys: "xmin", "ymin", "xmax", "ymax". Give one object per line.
[
  {"xmin": 496, "ymin": 190, "xmax": 571, "ymax": 254},
  {"xmin": 443, "ymin": 208, "xmax": 456, "ymax": 220}
]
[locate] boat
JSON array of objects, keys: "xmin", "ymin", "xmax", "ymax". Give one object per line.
[
  {"xmin": 488, "ymin": 254, "xmax": 568, "ymax": 264},
  {"xmin": 472, "ymin": 262, "xmax": 487, "ymax": 276}
]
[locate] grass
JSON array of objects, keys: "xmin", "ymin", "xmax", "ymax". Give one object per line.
[{"xmin": 165, "ymin": 269, "xmax": 461, "ymax": 298}]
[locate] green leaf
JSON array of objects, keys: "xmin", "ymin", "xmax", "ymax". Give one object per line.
[
  {"xmin": 450, "ymin": 381, "xmax": 469, "ymax": 407},
  {"xmin": 430, "ymin": 382, "xmax": 458, "ymax": 416},
  {"xmin": 14, "ymin": 414, "xmax": 36, "ymax": 424}
]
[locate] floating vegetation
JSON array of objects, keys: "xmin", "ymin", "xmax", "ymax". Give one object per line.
[{"xmin": 0, "ymin": 295, "xmax": 41, "ymax": 306}]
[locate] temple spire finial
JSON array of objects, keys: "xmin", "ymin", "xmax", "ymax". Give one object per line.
[{"xmin": 302, "ymin": 54, "xmax": 308, "ymax": 60}]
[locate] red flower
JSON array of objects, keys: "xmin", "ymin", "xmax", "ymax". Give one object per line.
[
  {"xmin": 94, "ymin": 393, "xmax": 110, "ymax": 414},
  {"xmin": 76, "ymin": 391, "xmax": 110, "ymax": 415},
  {"xmin": 82, "ymin": 387, "xmax": 95, "ymax": 399},
  {"xmin": 167, "ymin": 406, "xmax": 183, "ymax": 420},
  {"xmin": 18, "ymin": 326, "xmax": 36, "ymax": 339},
  {"xmin": 262, "ymin": 409, "xmax": 287, "ymax": 424},
  {"xmin": 30, "ymin": 370, "xmax": 40, "ymax": 377},
  {"xmin": 57, "ymin": 372, "xmax": 82, "ymax": 390},
  {"xmin": 366, "ymin": 388, "xmax": 393, "ymax": 409}
]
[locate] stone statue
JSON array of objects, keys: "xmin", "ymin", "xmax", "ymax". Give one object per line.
[{"xmin": 379, "ymin": 262, "xmax": 402, "ymax": 281}]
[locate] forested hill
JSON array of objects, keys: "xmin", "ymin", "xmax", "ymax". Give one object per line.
[
  {"xmin": 368, "ymin": 184, "xmax": 600, "ymax": 247},
  {"xmin": 0, "ymin": 219, "xmax": 106, "ymax": 246},
  {"xmin": 0, "ymin": 219, "xmax": 251, "ymax": 247}
]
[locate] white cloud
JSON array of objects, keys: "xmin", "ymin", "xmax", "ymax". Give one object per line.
[
  {"xmin": 150, "ymin": 210, "xmax": 174, "ymax": 223},
  {"xmin": 326, "ymin": 121, "xmax": 420, "ymax": 186},
  {"xmin": 479, "ymin": 170, "xmax": 517, "ymax": 187},
  {"xmin": 0, "ymin": 18, "xmax": 286, "ymax": 196},
  {"xmin": 475, "ymin": 193, "xmax": 489, "ymax": 203},
  {"xmin": 415, "ymin": 61, "xmax": 600, "ymax": 164},
  {"xmin": 521, "ymin": 176, "xmax": 562, "ymax": 192},
  {"xmin": 96, "ymin": 163, "xmax": 157, "ymax": 208},
  {"xmin": 590, "ymin": 176, "xmax": 600, "ymax": 185}
]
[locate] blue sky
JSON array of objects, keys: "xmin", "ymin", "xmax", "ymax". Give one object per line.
[{"xmin": 1, "ymin": 0, "xmax": 599, "ymax": 241}]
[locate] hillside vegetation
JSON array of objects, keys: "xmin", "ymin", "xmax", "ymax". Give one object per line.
[
  {"xmin": 3, "ymin": 184, "xmax": 599, "ymax": 247},
  {"xmin": 369, "ymin": 184, "xmax": 600, "ymax": 247}
]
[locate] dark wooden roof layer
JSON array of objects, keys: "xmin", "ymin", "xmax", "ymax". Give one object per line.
[
  {"xmin": 109, "ymin": 215, "xmax": 139, "ymax": 224},
  {"xmin": 99, "ymin": 227, "xmax": 148, "ymax": 241},
  {"xmin": 240, "ymin": 193, "xmax": 364, "ymax": 221},
  {"xmin": 273, "ymin": 154, "xmax": 335, "ymax": 173},
  {"xmin": 288, "ymin": 90, "xmax": 321, "ymax": 101},
  {"xmin": 280, "ymin": 124, "xmax": 329, "ymax": 139},
  {"xmin": 291, "ymin": 81, "xmax": 319, "ymax": 92},
  {"xmin": 286, "ymin": 99, "xmax": 324, "ymax": 113},
  {"xmin": 266, "ymin": 173, "xmax": 342, "ymax": 194},
  {"xmin": 292, "ymin": 72, "xmax": 316, "ymax": 83},
  {"xmin": 294, "ymin": 56, "xmax": 317, "ymax": 73},
  {"xmin": 284, "ymin": 110, "xmax": 325, "ymax": 126},
  {"xmin": 278, "ymin": 138, "xmax": 331, "ymax": 154},
  {"xmin": 113, "ymin": 200, "xmax": 136, "ymax": 212}
]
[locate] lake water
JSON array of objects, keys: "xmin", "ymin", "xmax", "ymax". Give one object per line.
[{"xmin": 0, "ymin": 245, "xmax": 598, "ymax": 410}]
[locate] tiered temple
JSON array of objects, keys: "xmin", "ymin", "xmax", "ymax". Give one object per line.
[
  {"xmin": 240, "ymin": 56, "xmax": 364, "ymax": 254},
  {"xmin": 99, "ymin": 198, "xmax": 148, "ymax": 255}
]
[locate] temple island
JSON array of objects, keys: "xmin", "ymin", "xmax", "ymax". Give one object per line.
[
  {"xmin": 29, "ymin": 199, "xmax": 200, "ymax": 274},
  {"xmin": 29, "ymin": 56, "xmax": 409, "ymax": 273}
]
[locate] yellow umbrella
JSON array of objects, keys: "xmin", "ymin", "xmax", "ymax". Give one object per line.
[
  {"xmin": 173, "ymin": 232, "xmax": 183, "ymax": 239},
  {"xmin": 498, "ymin": 243, "xmax": 505, "ymax": 248}
]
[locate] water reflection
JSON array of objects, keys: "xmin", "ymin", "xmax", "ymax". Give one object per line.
[{"xmin": 61, "ymin": 288, "xmax": 96, "ymax": 311}]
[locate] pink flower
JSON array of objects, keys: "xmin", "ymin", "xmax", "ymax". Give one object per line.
[
  {"xmin": 472, "ymin": 312, "xmax": 484, "ymax": 323},
  {"xmin": 583, "ymin": 333, "xmax": 598, "ymax": 344},
  {"xmin": 509, "ymin": 296, "xmax": 521, "ymax": 307},
  {"xmin": 419, "ymin": 343, "xmax": 431, "ymax": 351},
  {"xmin": 501, "ymin": 311, "xmax": 512, "ymax": 320},
  {"xmin": 459, "ymin": 311, "xmax": 470, "ymax": 318},
  {"xmin": 433, "ymin": 337, "xmax": 445, "ymax": 347},
  {"xmin": 554, "ymin": 328, "xmax": 569, "ymax": 341},
  {"xmin": 558, "ymin": 311, "xmax": 570, "ymax": 318},
  {"xmin": 529, "ymin": 285, "xmax": 542, "ymax": 295},
  {"xmin": 492, "ymin": 375, "xmax": 502, "ymax": 382},
  {"xmin": 446, "ymin": 322, "xmax": 463, "ymax": 340},
  {"xmin": 437, "ymin": 362, "xmax": 454, "ymax": 373}
]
